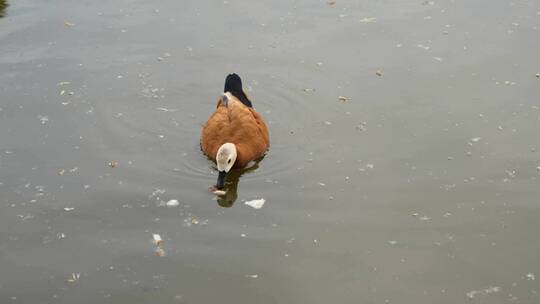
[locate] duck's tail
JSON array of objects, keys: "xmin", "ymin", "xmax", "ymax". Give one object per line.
[{"xmin": 224, "ymin": 73, "xmax": 252, "ymax": 108}]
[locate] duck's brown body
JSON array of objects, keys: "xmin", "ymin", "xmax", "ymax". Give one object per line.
[{"xmin": 201, "ymin": 94, "xmax": 269, "ymax": 168}]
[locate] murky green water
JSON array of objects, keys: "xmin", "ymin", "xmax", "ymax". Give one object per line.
[{"xmin": 1, "ymin": 0, "xmax": 539, "ymax": 303}]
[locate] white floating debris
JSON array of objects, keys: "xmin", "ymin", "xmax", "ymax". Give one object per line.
[
  {"xmin": 155, "ymin": 107, "xmax": 179, "ymax": 112},
  {"xmin": 64, "ymin": 207, "xmax": 75, "ymax": 212},
  {"xmin": 67, "ymin": 273, "xmax": 80, "ymax": 283},
  {"xmin": 466, "ymin": 286, "xmax": 500, "ymax": 299},
  {"xmin": 526, "ymin": 273, "xmax": 536, "ymax": 281},
  {"xmin": 356, "ymin": 122, "xmax": 367, "ymax": 131},
  {"xmin": 209, "ymin": 185, "xmax": 226, "ymax": 196},
  {"xmin": 505, "ymin": 170, "xmax": 516, "ymax": 178},
  {"xmin": 38, "ymin": 115, "xmax": 49, "ymax": 125},
  {"xmin": 246, "ymin": 274, "xmax": 259, "ymax": 279},
  {"xmin": 213, "ymin": 189, "xmax": 226, "ymax": 196},
  {"xmin": 152, "ymin": 234, "xmax": 163, "ymax": 245},
  {"xmin": 419, "ymin": 215, "xmax": 431, "ymax": 221},
  {"xmin": 149, "ymin": 188, "xmax": 166, "ymax": 200},
  {"xmin": 183, "ymin": 216, "xmax": 206, "ymax": 227},
  {"xmin": 470, "ymin": 137, "xmax": 482, "ymax": 142},
  {"xmin": 245, "ymin": 198, "xmax": 265, "ymax": 209},
  {"xmin": 166, "ymin": 199, "xmax": 179, "ymax": 207}
]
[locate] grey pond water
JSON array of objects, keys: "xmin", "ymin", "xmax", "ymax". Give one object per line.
[{"xmin": 1, "ymin": 0, "xmax": 540, "ymax": 303}]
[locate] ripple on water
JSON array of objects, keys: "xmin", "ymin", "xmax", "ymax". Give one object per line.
[
  {"xmin": 172, "ymin": 76, "xmax": 313, "ymax": 185},
  {"xmin": 174, "ymin": 143, "xmax": 296, "ymax": 186}
]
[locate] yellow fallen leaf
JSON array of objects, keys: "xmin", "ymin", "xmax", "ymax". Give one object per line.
[
  {"xmin": 338, "ymin": 96, "xmax": 349, "ymax": 102},
  {"xmin": 359, "ymin": 17, "xmax": 377, "ymax": 23}
]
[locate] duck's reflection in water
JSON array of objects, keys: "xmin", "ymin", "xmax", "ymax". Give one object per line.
[
  {"xmin": 215, "ymin": 159, "xmax": 262, "ymax": 208},
  {"xmin": 0, "ymin": 0, "xmax": 9, "ymax": 18}
]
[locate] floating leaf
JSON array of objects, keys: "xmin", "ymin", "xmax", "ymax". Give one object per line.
[{"xmin": 359, "ymin": 17, "xmax": 377, "ymax": 23}]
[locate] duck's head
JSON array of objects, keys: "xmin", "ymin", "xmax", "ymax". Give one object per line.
[{"xmin": 216, "ymin": 143, "xmax": 237, "ymax": 189}]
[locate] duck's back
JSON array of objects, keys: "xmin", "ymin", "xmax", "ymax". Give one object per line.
[{"xmin": 201, "ymin": 96, "xmax": 269, "ymax": 168}]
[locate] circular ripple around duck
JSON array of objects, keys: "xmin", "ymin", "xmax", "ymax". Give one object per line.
[
  {"xmin": 171, "ymin": 143, "xmax": 218, "ymax": 183},
  {"xmin": 236, "ymin": 77, "xmax": 315, "ymax": 182},
  {"xmin": 171, "ymin": 74, "xmax": 318, "ymax": 186}
]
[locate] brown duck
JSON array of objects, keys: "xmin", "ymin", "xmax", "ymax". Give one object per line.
[{"xmin": 200, "ymin": 73, "xmax": 270, "ymax": 189}]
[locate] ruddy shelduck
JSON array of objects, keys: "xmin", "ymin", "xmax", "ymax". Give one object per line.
[{"xmin": 201, "ymin": 73, "xmax": 270, "ymax": 190}]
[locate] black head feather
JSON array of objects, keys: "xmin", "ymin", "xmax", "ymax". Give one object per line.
[{"xmin": 224, "ymin": 73, "xmax": 252, "ymax": 107}]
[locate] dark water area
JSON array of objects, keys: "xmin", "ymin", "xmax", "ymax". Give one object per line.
[{"xmin": 1, "ymin": 0, "xmax": 540, "ymax": 303}]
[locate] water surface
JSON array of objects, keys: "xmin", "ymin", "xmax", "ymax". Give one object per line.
[{"xmin": 1, "ymin": 0, "xmax": 540, "ymax": 303}]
